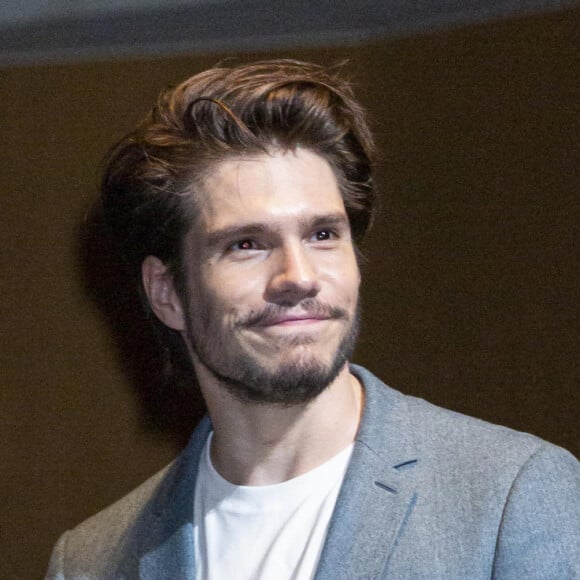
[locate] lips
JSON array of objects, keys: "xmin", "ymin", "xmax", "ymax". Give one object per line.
[
  {"xmin": 256, "ymin": 313, "xmax": 330, "ymax": 326},
  {"xmin": 239, "ymin": 301, "xmax": 347, "ymax": 329}
]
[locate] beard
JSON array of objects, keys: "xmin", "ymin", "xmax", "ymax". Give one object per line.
[{"xmin": 184, "ymin": 298, "xmax": 360, "ymax": 406}]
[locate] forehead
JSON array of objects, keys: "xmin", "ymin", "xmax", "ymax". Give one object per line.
[{"xmin": 193, "ymin": 148, "xmax": 346, "ymax": 233}]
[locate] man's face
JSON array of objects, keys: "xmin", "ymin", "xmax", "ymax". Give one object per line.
[{"xmin": 180, "ymin": 148, "xmax": 360, "ymax": 405}]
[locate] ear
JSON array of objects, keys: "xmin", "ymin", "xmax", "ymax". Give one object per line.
[{"xmin": 141, "ymin": 255, "xmax": 186, "ymax": 331}]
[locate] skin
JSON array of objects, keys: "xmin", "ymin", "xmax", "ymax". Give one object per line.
[{"xmin": 143, "ymin": 148, "xmax": 364, "ymax": 485}]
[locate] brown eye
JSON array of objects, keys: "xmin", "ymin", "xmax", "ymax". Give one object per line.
[
  {"xmin": 231, "ymin": 239, "xmax": 256, "ymax": 251},
  {"xmin": 314, "ymin": 230, "xmax": 333, "ymax": 241}
]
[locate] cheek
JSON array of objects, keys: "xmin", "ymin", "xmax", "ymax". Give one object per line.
[
  {"xmin": 196, "ymin": 269, "xmax": 258, "ymax": 326},
  {"xmin": 214, "ymin": 263, "xmax": 268, "ymax": 299},
  {"xmin": 338, "ymin": 263, "xmax": 360, "ymax": 310},
  {"xmin": 325, "ymin": 252, "xmax": 360, "ymax": 289}
]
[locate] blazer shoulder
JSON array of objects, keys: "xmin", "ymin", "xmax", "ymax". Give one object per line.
[
  {"xmin": 47, "ymin": 461, "xmax": 173, "ymax": 579},
  {"xmin": 353, "ymin": 364, "xmax": 577, "ymax": 473},
  {"xmin": 405, "ymin": 392, "xmax": 573, "ymax": 467},
  {"xmin": 46, "ymin": 416, "xmax": 212, "ymax": 578}
]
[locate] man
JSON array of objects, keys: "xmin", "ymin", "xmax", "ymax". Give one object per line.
[{"xmin": 47, "ymin": 60, "xmax": 578, "ymax": 579}]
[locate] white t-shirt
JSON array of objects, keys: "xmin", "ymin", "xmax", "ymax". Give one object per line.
[{"xmin": 193, "ymin": 433, "xmax": 353, "ymax": 580}]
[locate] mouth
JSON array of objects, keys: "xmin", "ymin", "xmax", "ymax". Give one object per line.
[
  {"xmin": 242, "ymin": 303, "xmax": 348, "ymax": 328},
  {"xmin": 256, "ymin": 313, "xmax": 331, "ymax": 327}
]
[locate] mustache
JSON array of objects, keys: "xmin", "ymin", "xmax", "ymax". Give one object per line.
[{"xmin": 237, "ymin": 299, "xmax": 349, "ymax": 328}]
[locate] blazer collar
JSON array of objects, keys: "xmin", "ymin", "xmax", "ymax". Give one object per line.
[
  {"xmin": 315, "ymin": 365, "xmax": 420, "ymax": 579},
  {"xmin": 117, "ymin": 417, "xmax": 212, "ymax": 580}
]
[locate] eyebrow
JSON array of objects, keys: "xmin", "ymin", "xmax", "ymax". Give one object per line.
[
  {"xmin": 309, "ymin": 213, "xmax": 350, "ymax": 230},
  {"xmin": 204, "ymin": 212, "xmax": 350, "ymax": 248}
]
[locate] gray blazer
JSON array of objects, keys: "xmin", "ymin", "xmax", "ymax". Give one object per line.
[{"xmin": 47, "ymin": 366, "xmax": 579, "ymax": 579}]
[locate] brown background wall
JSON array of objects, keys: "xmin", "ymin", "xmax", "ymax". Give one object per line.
[{"xmin": 1, "ymin": 8, "xmax": 578, "ymax": 579}]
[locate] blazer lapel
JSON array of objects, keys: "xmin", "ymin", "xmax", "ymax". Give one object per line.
[
  {"xmin": 315, "ymin": 365, "xmax": 420, "ymax": 579},
  {"xmin": 117, "ymin": 417, "xmax": 212, "ymax": 580}
]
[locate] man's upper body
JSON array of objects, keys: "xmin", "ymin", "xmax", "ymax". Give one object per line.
[
  {"xmin": 48, "ymin": 61, "xmax": 579, "ymax": 578},
  {"xmin": 47, "ymin": 366, "xmax": 579, "ymax": 579}
]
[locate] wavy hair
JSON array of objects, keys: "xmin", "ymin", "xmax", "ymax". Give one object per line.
[{"xmin": 100, "ymin": 59, "xmax": 376, "ymax": 385}]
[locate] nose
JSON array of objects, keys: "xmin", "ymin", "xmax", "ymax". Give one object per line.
[{"xmin": 265, "ymin": 242, "xmax": 321, "ymax": 305}]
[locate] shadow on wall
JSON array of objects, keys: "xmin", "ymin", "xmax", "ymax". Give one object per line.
[{"xmin": 77, "ymin": 201, "xmax": 206, "ymax": 450}]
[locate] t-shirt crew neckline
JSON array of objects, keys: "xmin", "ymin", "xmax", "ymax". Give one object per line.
[{"xmin": 200, "ymin": 431, "xmax": 354, "ymax": 515}]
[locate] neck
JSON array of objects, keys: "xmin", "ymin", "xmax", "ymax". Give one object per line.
[{"xmin": 194, "ymin": 362, "xmax": 363, "ymax": 486}]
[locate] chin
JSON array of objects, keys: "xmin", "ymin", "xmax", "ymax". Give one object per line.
[{"xmin": 218, "ymin": 352, "xmax": 348, "ymax": 406}]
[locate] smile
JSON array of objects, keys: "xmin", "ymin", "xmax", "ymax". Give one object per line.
[
  {"xmin": 254, "ymin": 313, "xmax": 332, "ymax": 327},
  {"xmin": 238, "ymin": 301, "xmax": 348, "ymax": 330},
  {"xmin": 271, "ymin": 318, "xmax": 328, "ymax": 328}
]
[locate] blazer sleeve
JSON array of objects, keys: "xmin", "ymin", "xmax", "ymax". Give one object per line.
[
  {"xmin": 492, "ymin": 443, "xmax": 580, "ymax": 579},
  {"xmin": 45, "ymin": 532, "xmax": 68, "ymax": 580}
]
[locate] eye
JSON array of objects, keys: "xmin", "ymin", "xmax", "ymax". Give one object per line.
[
  {"xmin": 229, "ymin": 239, "xmax": 258, "ymax": 251},
  {"xmin": 312, "ymin": 229, "xmax": 336, "ymax": 242}
]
